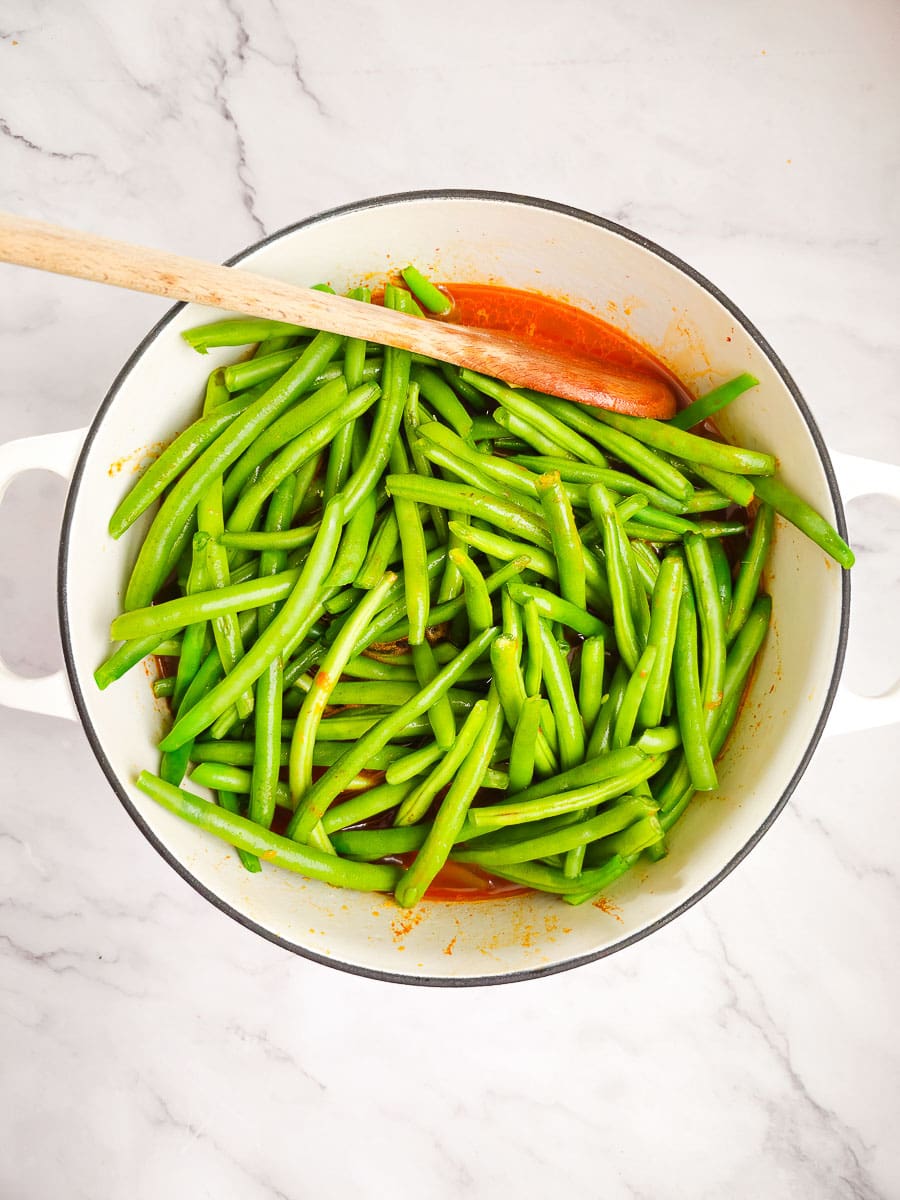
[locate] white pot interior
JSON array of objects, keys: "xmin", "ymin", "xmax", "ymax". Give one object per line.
[{"xmin": 61, "ymin": 194, "xmax": 846, "ymax": 982}]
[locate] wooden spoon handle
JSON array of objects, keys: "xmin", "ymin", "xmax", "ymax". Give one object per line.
[{"xmin": 0, "ymin": 211, "xmax": 674, "ymax": 417}]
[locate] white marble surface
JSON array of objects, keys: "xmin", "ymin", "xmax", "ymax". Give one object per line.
[{"xmin": 2, "ymin": 1, "xmax": 899, "ymax": 1196}]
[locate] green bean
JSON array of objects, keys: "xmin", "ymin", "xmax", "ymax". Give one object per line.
[
  {"xmin": 393, "ymin": 462, "xmax": 430, "ymax": 646},
  {"xmin": 386, "ymin": 474, "xmax": 551, "ymax": 549},
  {"xmin": 330, "ymin": 291, "xmax": 408, "ymax": 524},
  {"xmin": 285, "ymin": 710, "xmax": 427, "ymax": 743},
  {"xmin": 411, "ymin": 366, "xmax": 473, "ymax": 437},
  {"xmin": 490, "ymin": 634, "xmax": 528, "ymax": 729},
  {"xmin": 108, "ymin": 395, "xmax": 254, "ymax": 538},
  {"xmin": 220, "ymin": 526, "xmax": 319, "ymax": 553},
  {"xmin": 657, "ymin": 594, "xmax": 772, "ymax": 823},
  {"xmin": 530, "ymin": 394, "xmax": 694, "ymax": 500},
  {"xmin": 223, "ymin": 375, "xmax": 348, "ymax": 510},
  {"xmin": 385, "ymin": 740, "xmax": 444, "ymax": 785},
  {"xmin": 401, "ymin": 266, "xmax": 452, "ymax": 315},
  {"xmin": 726, "ymin": 503, "xmax": 773, "ymax": 643},
  {"xmin": 415, "ymin": 435, "xmax": 545, "ymax": 516},
  {"xmin": 413, "ymin": 641, "xmax": 457, "ymax": 750},
  {"xmin": 538, "ymin": 619, "xmax": 585, "ymax": 769},
  {"xmin": 227, "ymin": 382, "xmax": 380, "ymax": 534},
  {"xmin": 197, "ymin": 739, "xmax": 403, "ymax": 774},
  {"xmin": 327, "ymin": 429, "xmax": 379, "ymax": 587},
  {"xmin": 612, "ymin": 644, "xmax": 657, "ymax": 749},
  {"xmin": 680, "ymin": 488, "xmax": 733, "ymax": 513},
  {"xmin": 328, "ymin": 285, "xmax": 367, "ymax": 385},
  {"xmin": 455, "ymin": 796, "xmax": 656, "ymax": 866},
  {"xmin": 501, "ymin": 587, "xmax": 523, "ymax": 647},
  {"xmin": 504, "ymin": 744, "xmax": 648, "ymax": 807},
  {"xmin": 181, "ymin": 318, "xmax": 309, "ymax": 352},
  {"xmin": 486, "ymin": 405, "xmax": 573, "ymax": 461},
  {"xmin": 522, "ymin": 598, "xmax": 544, "ymax": 698},
  {"xmin": 417, "ymin": 420, "xmax": 537, "ymax": 499},
  {"xmin": 395, "ymin": 699, "xmax": 489, "ymax": 826},
  {"xmin": 289, "ymin": 572, "xmax": 397, "ymax": 807},
  {"xmin": 486, "ymin": 855, "xmax": 634, "ymax": 897},
  {"xmin": 444, "ymin": 520, "xmax": 551, "ymax": 577},
  {"xmin": 172, "ymin": 533, "xmax": 212, "ymax": 711},
  {"xmin": 469, "ymin": 753, "xmax": 664, "ymax": 828},
  {"xmin": 637, "ymin": 553, "xmax": 684, "ymax": 729},
  {"xmin": 506, "ymin": 582, "xmax": 607, "ymax": 639},
  {"xmin": 438, "ymin": 362, "xmax": 488, "ymax": 411},
  {"xmin": 160, "ymin": 497, "xmax": 345, "ymax": 751},
  {"xmin": 513, "ymin": 457, "xmax": 686, "ymax": 513},
  {"xmin": 256, "ymin": 475, "xmax": 295, "ymax": 628},
  {"xmin": 361, "ymin": 554, "xmax": 524, "ymax": 648},
  {"xmin": 153, "ymin": 676, "xmax": 176, "ymax": 698},
  {"xmin": 215, "ymin": 791, "xmax": 263, "ymax": 872},
  {"xmin": 223, "ymin": 346, "xmax": 306, "ymax": 393},
  {"xmin": 752, "ymin": 473, "xmax": 853, "ymax": 568},
  {"xmin": 95, "ymin": 626, "xmax": 191, "ymax": 689},
  {"xmin": 668, "ymin": 373, "xmax": 759, "ymax": 430},
  {"xmin": 201, "ymin": 491, "xmax": 253, "ymax": 720},
  {"xmin": 288, "ymin": 628, "xmax": 498, "ymax": 840},
  {"xmin": 536, "ymin": 470, "xmax": 587, "ymax": 609},
  {"xmin": 576, "ymin": 635, "xmax": 605, "ymax": 738},
  {"xmin": 461, "ymin": 370, "xmax": 608, "ymax": 465},
  {"xmin": 111, "ymin": 569, "xmax": 299, "ymax": 642},
  {"xmin": 672, "ymin": 572, "xmax": 717, "ymax": 791},
  {"xmin": 124, "ymin": 331, "xmax": 343, "ymax": 610},
  {"xmin": 320, "ymin": 780, "xmax": 419, "ymax": 835},
  {"xmin": 707, "ymin": 536, "xmax": 734, "ymax": 618},
  {"xmin": 450, "ymin": 549, "xmax": 493, "ymax": 636},
  {"xmin": 685, "ymin": 533, "xmax": 727, "ymax": 717},
  {"xmin": 636, "ymin": 724, "xmax": 681, "ymax": 754},
  {"xmin": 441, "ymin": 513, "xmax": 475, "ymax": 614},
  {"xmin": 137, "ymin": 772, "xmax": 401, "ymax": 891},
  {"xmin": 355, "ymin": 510, "xmax": 400, "ymax": 590},
  {"xmin": 192, "ymin": 762, "xmax": 288, "ymax": 802},
  {"xmin": 470, "ymin": 415, "xmax": 506, "ymax": 441},
  {"xmin": 323, "ymin": 420, "xmax": 356, "ymax": 504},
  {"xmin": 591, "ymin": 407, "xmax": 775, "ymax": 476},
  {"xmin": 331, "ymin": 824, "xmax": 432, "ymax": 860},
  {"xmin": 394, "ymin": 690, "xmax": 504, "ymax": 907},
  {"xmin": 594, "ymin": 812, "xmax": 664, "ymax": 859},
  {"xmin": 585, "ymin": 661, "xmax": 629, "ymax": 759},
  {"xmin": 507, "ymin": 694, "xmax": 542, "ymax": 794},
  {"xmin": 624, "ymin": 519, "xmax": 746, "ymax": 543},
  {"xmin": 407, "ymin": 400, "xmax": 450, "ymax": 536},
  {"xmin": 253, "ymin": 332, "xmax": 301, "ymax": 357},
  {"xmin": 688, "ymin": 462, "xmax": 755, "ymax": 508},
  {"xmin": 623, "ymin": 505, "xmax": 697, "ymax": 536},
  {"xmin": 588, "ymin": 482, "xmax": 641, "ymax": 671},
  {"xmin": 249, "ymin": 649, "xmax": 283, "ymax": 832}
]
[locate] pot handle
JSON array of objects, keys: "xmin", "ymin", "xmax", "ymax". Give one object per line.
[
  {"xmin": 0, "ymin": 427, "xmax": 87, "ymax": 721},
  {"xmin": 826, "ymin": 450, "xmax": 900, "ymax": 735}
]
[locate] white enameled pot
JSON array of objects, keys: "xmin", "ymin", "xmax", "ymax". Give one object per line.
[{"xmin": 2, "ymin": 191, "xmax": 899, "ymax": 985}]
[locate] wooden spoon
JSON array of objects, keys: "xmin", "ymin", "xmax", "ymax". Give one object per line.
[{"xmin": 0, "ymin": 212, "xmax": 675, "ymax": 418}]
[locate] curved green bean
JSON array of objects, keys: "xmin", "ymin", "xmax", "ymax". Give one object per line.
[
  {"xmin": 395, "ymin": 699, "xmax": 489, "ymax": 826},
  {"xmin": 752, "ymin": 473, "xmax": 853, "ymax": 568},
  {"xmin": 137, "ymin": 772, "xmax": 400, "ymax": 891},
  {"xmin": 668, "ymin": 373, "xmax": 759, "ymax": 430},
  {"xmin": 288, "ymin": 628, "xmax": 498, "ymax": 840},
  {"xmin": 394, "ymin": 689, "xmax": 504, "ymax": 907}
]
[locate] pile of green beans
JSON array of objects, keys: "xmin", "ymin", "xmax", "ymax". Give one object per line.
[{"xmin": 99, "ymin": 270, "xmax": 854, "ymax": 912}]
